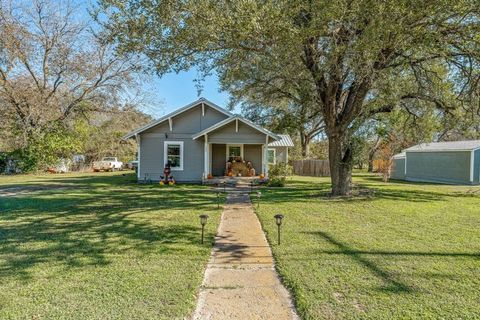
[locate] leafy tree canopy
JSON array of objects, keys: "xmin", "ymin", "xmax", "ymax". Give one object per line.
[{"xmin": 99, "ymin": 0, "xmax": 480, "ymax": 194}]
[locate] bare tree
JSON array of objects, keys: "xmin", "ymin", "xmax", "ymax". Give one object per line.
[{"xmin": 0, "ymin": 0, "xmax": 139, "ymax": 148}]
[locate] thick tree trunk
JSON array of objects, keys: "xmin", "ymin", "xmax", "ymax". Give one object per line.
[
  {"xmin": 300, "ymin": 133, "xmax": 310, "ymax": 158},
  {"xmin": 328, "ymin": 134, "xmax": 353, "ymax": 196},
  {"xmin": 301, "ymin": 140, "xmax": 310, "ymax": 158}
]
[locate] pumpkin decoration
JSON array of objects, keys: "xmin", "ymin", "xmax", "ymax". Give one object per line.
[
  {"xmin": 259, "ymin": 173, "xmax": 265, "ymax": 179},
  {"xmin": 159, "ymin": 181, "xmax": 165, "ymax": 185},
  {"xmin": 228, "ymin": 171, "xmax": 233, "ymax": 177},
  {"xmin": 207, "ymin": 173, "xmax": 213, "ymax": 179}
]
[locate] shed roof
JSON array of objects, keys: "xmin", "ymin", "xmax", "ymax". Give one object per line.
[
  {"xmin": 392, "ymin": 152, "xmax": 406, "ymax": 159},
  {"xmin": 268, "ymin": 134, "xmax": 294, "ymax": 147},
  {"xmin": 405, "ymin": 140, "xmax": 480, "ymax": 152}
]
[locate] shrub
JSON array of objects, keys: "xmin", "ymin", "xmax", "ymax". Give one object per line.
[
  {"xmin": 268, "ymin": 162, "xmax": 292, "ymax": 187},
  {"xmin": 0, "ymin": 153, "xmax": 8, "ymax": 173}
]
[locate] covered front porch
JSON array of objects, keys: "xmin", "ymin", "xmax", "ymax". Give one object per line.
[
  {"xmin": 204, "ymin": 143, "xmax": 267, "ymax": 179},
  {"xmin": 192, "ymin": 116, "xmax": 279, "ymax": 181}
]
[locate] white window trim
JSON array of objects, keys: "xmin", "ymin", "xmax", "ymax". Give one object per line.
[
  {"xmin": 267, "ymin": 148, "xmax": 276, "ymax": 165},
  {"xmin": 164, "ymin": 141, "xmax": 184, "ymax": 171},
  {"xmin": 226, "ymin": 144, "xmax": 244, "ymax": 161}
]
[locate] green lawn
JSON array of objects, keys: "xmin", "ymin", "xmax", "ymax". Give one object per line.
[
  {"xmin": 0, "ymin": 172, "xmax": 221, "ymax": 319},
  {"xmin": 255, "ymin": 173, "xmax": 480, "ymax": 319}
]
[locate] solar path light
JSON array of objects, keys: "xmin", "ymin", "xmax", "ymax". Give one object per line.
[
  {"xmin": 274, "ymin": 214, "xmax": 284, "ymax": 245},
  {"xmin": 199, "ymin": 214, "xmax": 209, "ymax": 244}
]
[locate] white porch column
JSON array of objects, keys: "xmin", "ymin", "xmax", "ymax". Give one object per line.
[
  {"xmin": 204, "ymin": 134, "xmax": 209, "ymax": 179},
  {"xmin": 263, "ymin": 134, "xmax": 269, "ymax": 177},
  {"xmin": 208, "ymin": 143, "xmax": 212, "ymax": 174},
  {"xmin": 135, "ymin": 134, "xmax": 141, "ymax": 180}
]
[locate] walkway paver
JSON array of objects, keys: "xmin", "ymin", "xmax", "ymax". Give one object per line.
[{"xmin": 193, "ymin": 188, "xmax": 298, "ymax": 320}]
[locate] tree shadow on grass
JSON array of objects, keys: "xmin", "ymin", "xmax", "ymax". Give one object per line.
[
  {"xmin": 307, "ymin": 231, "xmax": 412, "ymax": 293},
  {"xmin": 259, "ymin": 175, "xmax": 480, "ymax": 204},
  {"xmin": 0, "ymin": 175, "xmax": 218, "ymax": 281},
  {"xmin": 260, "ymin": 184, "xmax": 449, "ymax": 204},
  {"xmin": 1, "ymin": 184, "xmax": 217, "ymax": 216},
  {"xmin": 0, "ymin": 172, "xmax": 138, "ymax": 188},
  {"xmin": 0, "ymin": 219, "xmax": 201, "ymax": 281},
  {"xmin": 305, "ymin": 231, "xmax": 480, "ymax": 293}
]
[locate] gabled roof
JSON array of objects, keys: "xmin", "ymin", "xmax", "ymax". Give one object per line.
[
  {"xmin": 393, "ymin": 152, "xmax": 406, "ymax": 159},
  {"xmin": 268, "ymin": 134, "xmax": 294, "ymax": 147},
  {"xmin": 405, "ymin": 140, "xmax": 480, "ymax": 152},
  {"xmin": 192, "ymin": 115, "xmax": 280, "ymax": 140},
  {"xmin": 122, "ymin": 98, "xmax": 233, "ymax": 140}
]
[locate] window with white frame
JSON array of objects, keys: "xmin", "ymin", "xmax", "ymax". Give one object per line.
[
  {"xmin": 164, "ymin": 141, "xmax": 184, "ymax": 170},
  {"xmin": 227, "ymin": 144, "xmax": 243, "ymax": 161},
  {"xmin": 267, "ymin": 148, "xmax": 276, "ymax": 164}
]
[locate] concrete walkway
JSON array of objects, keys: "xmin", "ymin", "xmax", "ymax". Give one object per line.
[{"xmin": 193, "ymin": 188, "xmax": 298, "ymax": 320}]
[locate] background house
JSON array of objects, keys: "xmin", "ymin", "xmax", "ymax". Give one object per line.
[
  {"xmin": 123, "ymin": 98, "xmax": 293, "ymax": 182},
  {"xmin": 391, "ymin": 141, "xmax": 480, "ymax": 185}
]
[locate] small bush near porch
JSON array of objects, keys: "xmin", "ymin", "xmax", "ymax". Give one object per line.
[
  {"xmin": 255, "ymin": 173, "xmax": 480, "ymax": 319},
  {"xmin": 0, "ymin": 172, "xmax": 221, "ymax": 319}
]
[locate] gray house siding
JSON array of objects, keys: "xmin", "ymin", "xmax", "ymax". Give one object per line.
[
  {"xmin": 391, "ymin": 158, "xmax": 405, "ymax": 180},
  {"xmin": 139, "ymin": 135, "xmax": 163, "ymax": 181},
  {"xmin": 474, "ymin": 149, "xmax": 480, "ymax": 184},
  {"xmin": 211, "ymin": 144, "xmax": 226, "ymax": 176},
  {"xmin": 208, "ymin": 121, "xmax": 269, "ymax": 144},
  {"xmin": 405, "ymin": 151, "xmax": 472, "ymax": 184},
  {"xmin": 143, "ymin": 104, "xmax": 228, "ymax": 135},
  {"xmin": 201, "ymin": 108, "xmax": 229, "ymax": 129},
  {"xmin": 139, "ymin": 134, "xmax": 205, "ymax": 182},
  {"xmin": 143, "ymin": 120, "xmax": 170, "ymax": 135},
  {"xmin": 138, "ymin": 103, "xmax": 227, "ymax": 182},
  {"xmin": 244, "ymin": 144, "xmax": 262, "ymax": 174}
]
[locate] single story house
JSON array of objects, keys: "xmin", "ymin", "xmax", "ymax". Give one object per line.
[
  {"xmin": 391, "ymin": 140, "xmax": 480, "ymax": 185},
  {"xmin": 122, "ymin": 98, "xmax": 294, "ymax": 182}
]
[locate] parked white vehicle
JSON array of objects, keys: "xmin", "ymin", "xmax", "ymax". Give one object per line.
[{"xmin": 93, "ymin": 157, "xmax": 123, "ymax": 172}]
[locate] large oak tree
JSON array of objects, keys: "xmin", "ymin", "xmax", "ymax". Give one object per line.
[{"xmin": 100, "ymin": 0, "xmax": 480, "ymax": 195}]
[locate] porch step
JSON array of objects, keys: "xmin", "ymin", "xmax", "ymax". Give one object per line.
[{"xmin": 203, "ymin": 177, "xmax": 258, "ymax": 187}]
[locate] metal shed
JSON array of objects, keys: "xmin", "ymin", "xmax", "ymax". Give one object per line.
[
  {"xmin": 390, "ymin": 152, "xmax": 406, "ymax": 180},
  {"xmin": 398, "ymin": 140, "xmax": 480, "ymax": 185}
]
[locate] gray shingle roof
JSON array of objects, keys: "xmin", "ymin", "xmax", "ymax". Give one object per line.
[
  {"xmin": 405, "ymin": 140, "xmax": 480, "ymax": 152},
  {"xmin": 268, "ymin": 134, "xmax": 294, "ymax": 147}
]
